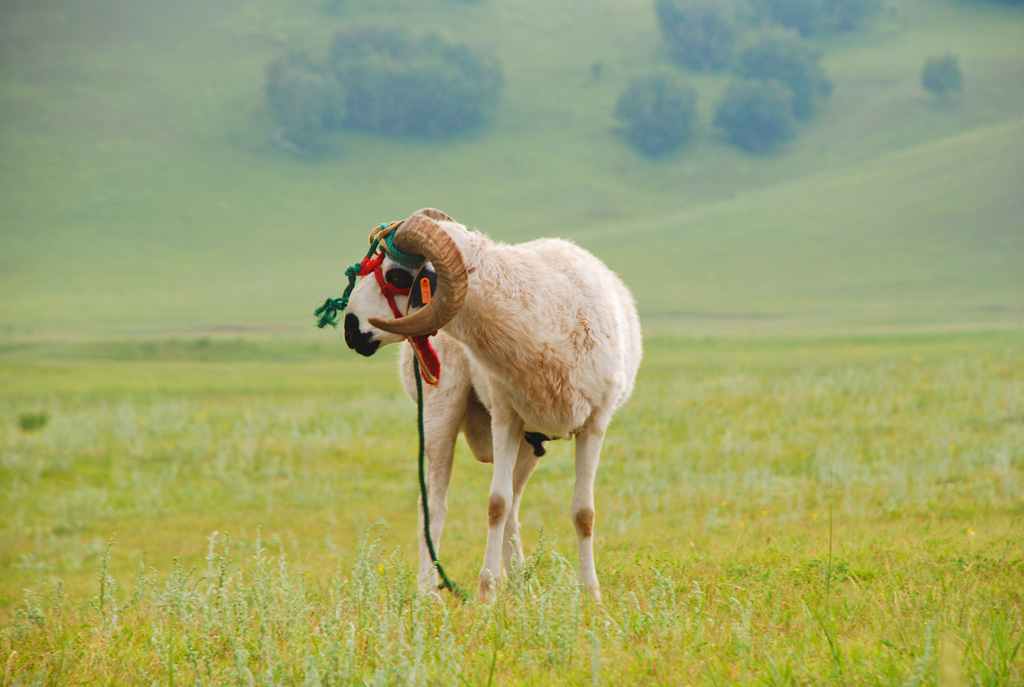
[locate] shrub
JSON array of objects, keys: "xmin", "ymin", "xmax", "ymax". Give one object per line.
[
  {"xmin": 655, "ymin": 0, "xmax": 744, "ymax": 71},
  {"xmin": 922, "ymin": 54, "xmax": 963, "ymax": 99},
  {"xmin": 328, "ymin": 27, "xmax": 503, "ymax": 137},
  {"xmin": 615, "ymin": 72, "xmax": 699, "ymax": 156},
  {"xmin": 734, "ymin": 28, "xmax": 832, "ymax": 118},
  {"xmin": 714, "ymin": 78, "xmax": 797, "ymax": 152}
]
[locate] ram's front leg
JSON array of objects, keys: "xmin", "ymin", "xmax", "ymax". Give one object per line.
[
  {"xmin": 479, "ymin": 409, "xmax": 523, "ymax": 601},
  {"xmin": 416, "ymin": 395, "xmax": 466, "ymax": 594},
  {"xmin": 417, "ymin": 426, "xmax": 457, "ymax": 593}
]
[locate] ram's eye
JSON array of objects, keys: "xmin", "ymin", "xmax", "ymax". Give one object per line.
[{"xmin": 384, "ymin": 268, "xmax": 413, "ymax": 289}]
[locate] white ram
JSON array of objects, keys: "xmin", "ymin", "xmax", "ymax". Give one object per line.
[{"xmin": 343, "ymin": 208, "xmax": 642, "ymax": 601}]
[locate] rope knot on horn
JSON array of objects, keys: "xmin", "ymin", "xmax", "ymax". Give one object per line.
[{"xmin": 370, "ymin": 221, "xmax": 425, "ymax": 270}]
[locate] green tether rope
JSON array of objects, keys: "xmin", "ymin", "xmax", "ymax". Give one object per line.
[{"xmin": 315, "ymin": 221, "xmax": 460, "ymax": 598}]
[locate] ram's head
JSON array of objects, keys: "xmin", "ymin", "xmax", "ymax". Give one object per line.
[{"xmin": 343, "ymin": 209, "xmax": 468, "ymax": 356}]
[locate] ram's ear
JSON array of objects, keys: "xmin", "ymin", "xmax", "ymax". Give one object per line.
[
  {"xmin": 407, "ymin": 265, "xmax": 437, "ymax": 313},
  {"xmin": 417, "ymin": 208, "xmax": 454, "ymax": 223}
]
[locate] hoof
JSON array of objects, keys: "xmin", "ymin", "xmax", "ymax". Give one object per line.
[
  {"xmin": 478, "ymin": 571, "xmax": 497, "ymax": 602},
  {"xmin": 418, "ymin": 575, "xmax": 438, "ymax": 595}
]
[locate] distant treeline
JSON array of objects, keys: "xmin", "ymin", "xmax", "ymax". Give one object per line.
[
  {"xmin": 656, "ymin": 0, "xmax": 881, "ymax": 73},
  {"xmin": 265, "ymin": 0, "xmax": 1004, "ymax": 158},
  {"xmin": 266, "ymin": 26, "xmax": 503, "ymax": 152},
  {"xmin": 621, "ymin": 0, "xmax": 1020, "ymax": 155},
  {"xmin": 612, "ymin": 0, "xmax": 875, "ymax": 156}
]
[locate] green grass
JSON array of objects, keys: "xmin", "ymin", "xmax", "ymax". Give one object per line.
[
  {"xmin": 1, "ymin": 0, "xmax": 1022, "ymax": 334},
  {"xmin": 1, "ymin": 331, "xmax": 1021, "ymax": 684}
]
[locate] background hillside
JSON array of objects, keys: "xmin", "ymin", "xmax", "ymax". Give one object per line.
[{"xmin": 1, "ymin": 0, "xmax": 1022, "ymax": 336}]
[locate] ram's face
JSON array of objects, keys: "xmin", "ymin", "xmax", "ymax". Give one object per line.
[
  {"xmin": 344, "ymin": 209, "xmax": 467, "ymax": 344},
  {"xmin": 343, "ymin": 257, "xmax": 413, "ymax": 356}
]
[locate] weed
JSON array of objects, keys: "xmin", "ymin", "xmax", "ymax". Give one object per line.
[{"xmin": 17, "ymin": 411, "xmax": 50, "ymax": 433}]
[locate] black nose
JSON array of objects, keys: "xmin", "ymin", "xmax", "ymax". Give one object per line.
[{"xmin": 344, "ymin": 314, "xmax": 381, "ymax": 357}]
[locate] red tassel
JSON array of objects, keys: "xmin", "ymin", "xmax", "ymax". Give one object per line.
[{"xmin": 411, "ymin": 335, "xmax": 440, "ymax": 385}]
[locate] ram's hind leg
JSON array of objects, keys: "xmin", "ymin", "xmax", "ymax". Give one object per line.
[
  {"xmin": 573, "ymin": 423, "xmax": 606, "ymax": 601},
  {"xmin": 479, "ymin": 405, "xmax": 523, "ymax": 601},
  {"xmin": 461, "ymin": 390, "xmax": 493, "ymax": 464},
  {"xmin": 502, "ymin": 438, "xmax": 542, "ymax": 576}
]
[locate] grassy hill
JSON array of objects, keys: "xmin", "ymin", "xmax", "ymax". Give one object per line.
[{"xmin": 1, "ymin": 0, "xmax": 1022, "ymax": 336}]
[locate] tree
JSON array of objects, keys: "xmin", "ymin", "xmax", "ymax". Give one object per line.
[
  {"xmin": 615, "ymin": 72, "xmax": 698, "ymax": 156},
  {"xmin": 734, "ymin": 28, "xmax": 832, "ymax": 118},
  {"xmin": 922, "ymin": 54, "xmax": 963, "ymax": 99},
  {"xmin": 655, "ymin": 0, "xmax": 744, "ymax": 71},
  {"xmin": 328, "ymin": 27, "xmax": 503, "ymax": 137},
  {"xmin": 714, "ymin": 78, "xmax": 797, "ymax": 152},
  {"xmin": 264, "ymin": 50, "xmax": 343, "ymax": 152}
]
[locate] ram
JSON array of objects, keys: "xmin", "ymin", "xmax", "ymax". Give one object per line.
[{"xmin": 343, "ymin": 208, "xmax": 642, "ymax": 601}]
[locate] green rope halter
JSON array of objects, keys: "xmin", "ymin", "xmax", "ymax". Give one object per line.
[{"xmin": 314, "ymin": 221, "xmax": 424, "ymax": 329}]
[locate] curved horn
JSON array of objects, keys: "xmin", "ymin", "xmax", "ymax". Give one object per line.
[{"xmin": 368, "ymin": 211, "xmax": 468, "ymax": 337}]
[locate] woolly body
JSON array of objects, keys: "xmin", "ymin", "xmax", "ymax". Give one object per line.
[{"xmin": 345, "ymin": 216, "xmax": 642, "ymax": 600}]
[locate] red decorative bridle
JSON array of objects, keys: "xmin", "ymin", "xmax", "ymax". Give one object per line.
[{"xmin": 357, "ymin": 251, "xmax": 442, "ymax": 385}]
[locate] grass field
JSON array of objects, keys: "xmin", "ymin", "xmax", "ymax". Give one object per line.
[{"xmin": 1, "ymin": 331, "xmax": 1021, "ymax": 684}]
